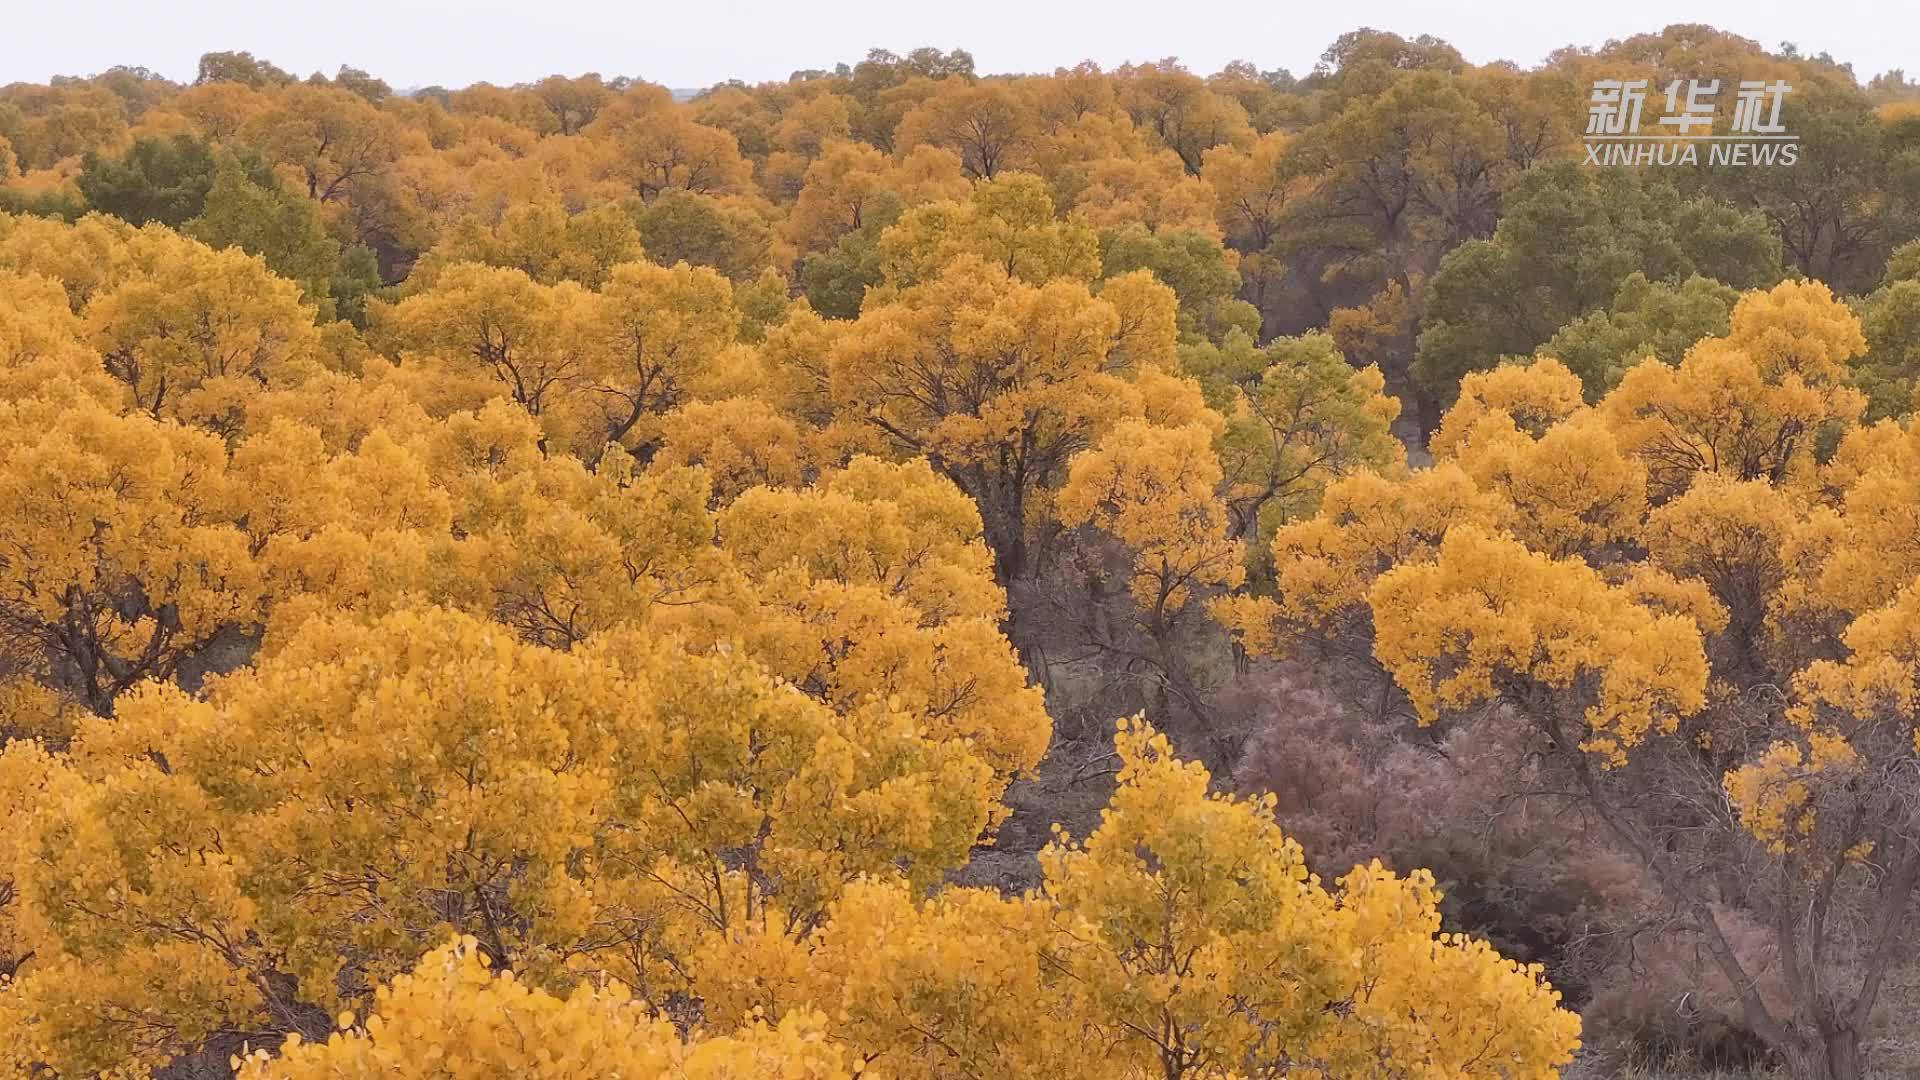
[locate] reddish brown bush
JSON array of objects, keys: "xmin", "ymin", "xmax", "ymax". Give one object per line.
[{"xmin": 1227, "ymin": 660, "xmax": 1777, "ymax": 1069}]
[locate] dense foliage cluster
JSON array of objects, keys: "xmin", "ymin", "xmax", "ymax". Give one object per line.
[{"xmin": 1, "ymin": 23, "xmax": 1919, "ymax": 1080}]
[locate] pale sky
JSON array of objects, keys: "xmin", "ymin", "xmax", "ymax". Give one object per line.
[{"xmin": 4, "ymin": 0, "xmax": 1916, "ymax": 89}]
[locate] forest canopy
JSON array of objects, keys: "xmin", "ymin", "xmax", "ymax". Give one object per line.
[{"xmin": 2, "ymin": 24, "xmax": 1920, "ymax": 1080}]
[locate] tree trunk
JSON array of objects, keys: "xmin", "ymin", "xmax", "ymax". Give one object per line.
[
  {"xmin": 1779, "ymin": 1025, "xmax": 1865, "ymax": 1080},
  {"xmin": 1819, "ymin": 1023, "xmax": 1866, "ymax": 1080},
  {"xmin": 981, "ymin": 507, "xmax": 1027, "ymax": 584}
]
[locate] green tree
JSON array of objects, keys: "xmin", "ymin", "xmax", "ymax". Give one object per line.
[
  {"xmin": 194, "ymin": 49, "xmax": 294, "ymax": 88},
  {"xmin": 1538, "ymin": 273, "xmax": 1740, "ymax": 398},
  {"xmin": 1701, "ymin": 79, "xmax": 1915, "ymax": 293},
  {"xmin": 185, "ymin": 159, "xmax": 361, "ymax": 320},
  {"xmin": 1415, "ymin": 162, "xmax": 1782, "ymax": 411},
  {"xmin": 1852, "ymin": 278, "xmax": 1920, "ymax": 418},
  {"xmin": 798, "ymin": 191, "xmax": 901, "ymax": 318},
  {"xmin": 76, "ymin": 133, "xmax": 226, "ymax": 227},
  {"xmin": 630, "ymin": 189, "xmax": 775, "ymax": 282},
  {"xmin": 1099, "ymin": 225, "xmax": 1258, "ymax": 343}
]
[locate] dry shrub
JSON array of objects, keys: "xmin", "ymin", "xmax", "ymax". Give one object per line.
[
  {"xmin": 1226, "ymin": 660, "xmax": 1777, "ymax": 1069},
  {"xmin": 1580, "ymin": 905, "xmax": 1781, "ymax": 1073}
]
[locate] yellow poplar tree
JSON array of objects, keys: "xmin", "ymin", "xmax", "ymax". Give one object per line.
[
  {"xmin": 695, "ymin": 719, "xmax": 1581, "ymax": 1080},
  {"xmin": 0, "ymin": 396, "xmax": 262, "ymax": 716},
  {"xmin": 234, "ymin": 938, "xmax": 861, "ymax": 1080},
  {"xmin": 828, "ymin": 252, "xmax": 1172, "ymax": 578},
  {"xmin": 1236, "ymin": 281, "xmax": 1918, "ymax": 1079},
  {"xmin": 0, "ymin": 604, "xmax": 1011, "ymax": 1073}
]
